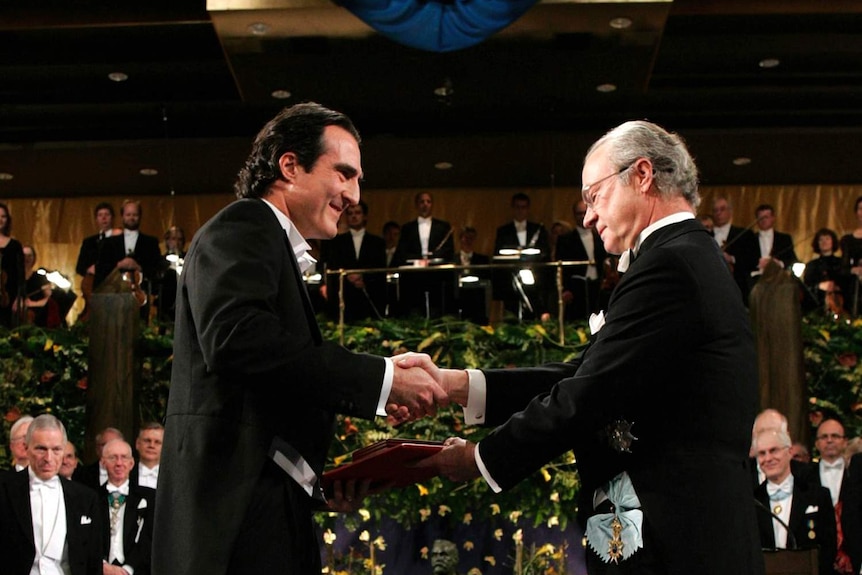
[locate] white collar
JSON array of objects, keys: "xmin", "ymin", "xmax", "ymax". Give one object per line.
[
  {"xmin": 261, "ymin": 199, "xmax": 315, "ymax": 270},
  {"xmin": 632, "ymin": 212, "xmax": 695, "ymax": 255},
  {"xmin": 107, "ymin": 479, "xmax": 130, "ymax": 494},
  {"xmin": 349, "ymin": 227, "xmax": 365, "ymax": 237}
]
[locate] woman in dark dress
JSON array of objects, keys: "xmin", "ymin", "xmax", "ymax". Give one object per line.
[
  {"xmin": 840, "ymin": 196, "xmax": 862, "ymax": 315},
  {"xmin": 804, "ymin": 228, "xmax": 851, "ymax": 314},
  {"xmin": 0, "ymin": 202, "xmax": 24, "ymax": 328}
]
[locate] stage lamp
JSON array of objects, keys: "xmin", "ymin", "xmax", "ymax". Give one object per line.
[
  {"xmin": 37, "ymin": 268, "xmax": 73, "ymax": 291},
  {"xmin": 459, "ymin": 274, "xmax": 480, "ymax": 286},
  {"xmin": 518, "ymin": 269, "xmax": 536, "ymax": 285}
]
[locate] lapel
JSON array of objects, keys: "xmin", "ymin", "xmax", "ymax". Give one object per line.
[
  {"xmin": 62, "ymin": 478, "xmax": 80, "ymax": 553},
  {"xmin": 10, "ymin": 470, "xmax": 36, "ymax": 547},
  {"xmin": 123, "ymin": 490, "xmax": 141, "ymax": 550},
  {"xmin": 283, "ymin": 234, "xmax": 322, "ymax": 343},
  {"xmin": 788, "ymin": 480, "xmax": 813, "ymax": 540}
]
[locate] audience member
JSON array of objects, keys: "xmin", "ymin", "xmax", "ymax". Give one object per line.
[
  {"xmin": 804, "ymin": 228, "xmax": 852, "ymax": 314},
  {"xmin": 0, "ymin": 201, "xmax": 25, "ymax": 327},
  {"xmin": 698, "ymin": 213, "xmax": 714, "ymax": 234},
  {"xmin": 18, "ymin": 245, "xmax": 59, "ymax": 328},
  {"xmin": 134, "ymin": 423, "xmax": 164, "ymax": 490},
  {"xmin": 396, "ymin": 191, "xmax": 455, "ymax": 317},
  {"xmin": 9, "ymin": 415, "xmax": 34, "ymax": 471},
  {"xmin": 711, "ymin": 196, "xmax": 757, "ymax": 301},
  {"xmin": 73, "ymin": 426, "xmax": 124, "ymax": 490},
  {"xmin": 753, "ymin": 428, "xmax": 835, "ymax": 575},
  {"xmin": 492, "ymin": 193, "xmax": 550, "ymax": 318},
  {"xmin": 753, "ymin": 204, "xmax": 798, "ymax": 270},
  {"xmin": 839, "ymin": 195, "xmax": 862, "ymax": 315},
  {"xmin": 454, "ymin": 227, "xmax": 491, "ymax": 324},
  {"xmin": 157, "ymin": 225, "xmax": 185, "ymax": 322},
  {"xmin": 94, "ymin": 200, "xmax": 163, "ymax": 296},
  {"xmin": 0, "ymin": 414, "xmax": 103, "ymax": 575},
  {"xmin": 430, "ymin": 538, "xmax": 460, "ymax": 575},
  {"xmin": 548, "ymin": 220, "xmax": 572, "ymax": 262},
  {"xmin": 382, "ymin": 221, "xmax": 401, "ymax": 267},
  {"xmin": 324, "ymin": 200, "xmax": 386, "ymax": 321},
  {"xmin": 555, "ymin": 200, "xmax": 608, "ymax": 320},
  {"xmin": 75, "ymin": 202, "xmax": 119, "ymax": 317},
  {"xmin": 791, "ymin": 441, "xmax": 811, "ymax": 463},
  {"xmin": 99, "ymin": 439, "xmax": 155, "ymax": 575},
  {"xmin": 59, "ymin": 441, "xmax": 79, "ymax": 480}
]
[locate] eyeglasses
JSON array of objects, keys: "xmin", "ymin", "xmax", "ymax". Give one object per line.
[
  {"xmin": 104, "ymin": 454, "xmax": 133, "ymax": 463},
  {"xmin": 581, "ymin": 163, "xmax": 633, "ymax": 209},
  {"xmin": 817, "ymin": 433, "xmax": 845, "ymax": 441},
  {"xmin": 756, "ymin": 446, "xmax": 789, "ymax": 458}
]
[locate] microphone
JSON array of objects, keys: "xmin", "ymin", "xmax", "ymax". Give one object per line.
[{"xmin": 754, "ymin": 498, "xmax": 798, "ymax": 550}]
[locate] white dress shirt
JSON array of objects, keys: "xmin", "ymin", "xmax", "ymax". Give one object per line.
[
  {"xmin": 29, "ymin": 469, "xmax": 69, "ymax": 575},
  {"xmin": 766, "ymin": 474, "xmax": 794, "ymax": 548},
  {"xmin": 418, "ymin": 217, "xmax": 432, "ymax": 257},
  {"xmin": 819, "ymin": 457, "xmax": 845, "ymax": 506},
  {"xmin": 137, "ymin": 464, "xmax": 159, "ymax": 490},
  {"xmin": 123, "ymin": 229, "xmax": 139, "ymax": 255},
  {"xmin": 106, "ymin": 481, "xmax": 131, "ymax": 568}
]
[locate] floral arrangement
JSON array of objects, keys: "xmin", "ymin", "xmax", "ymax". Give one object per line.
[{"xmin": 1, "ymin": 312, "xmax": 861, "ymax": 574}]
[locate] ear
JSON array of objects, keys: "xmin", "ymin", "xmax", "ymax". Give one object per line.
[
  {"xmin": 278, "ymin": 152, "xmax": 299, "ymax": 183},
  {"xmin": 632, "ymin": 158, "xmax": 655, "ymax": 195}
]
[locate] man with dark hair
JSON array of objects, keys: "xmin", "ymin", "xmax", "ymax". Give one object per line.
[
  {"xmin": 0, "ymin": 414, "xmax": 104, "ymax": 575},
  {"xmin": 94, "ymin": 199, "xmax": 163, "ymax": 292},
  {"xmin": 556, "ymin": 199, "xmax": 609, "ymax": 320},
  {"xmin": 134, "ymin": 422, "xmax": 163, "ymax": 490},
  {"xmin": 752, "ymin": 203, "xmax": 798, "ymax": 273},
  {"xmin": 417, "ymin": 120, "xmax": 764, "ymax": 574},
  {"xmin": 152, "ymin": 102, "xmax": 446, "ymax": 575},
  {"xmin": 324, "ymin": 200, "xmax": 387, "ymax": 321}
]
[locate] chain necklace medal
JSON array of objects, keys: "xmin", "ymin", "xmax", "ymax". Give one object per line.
[{"xmin": 109, "ymin": 493, "xmax": 124, "ymax": 536}]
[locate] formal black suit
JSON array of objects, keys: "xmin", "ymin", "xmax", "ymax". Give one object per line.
[
  {"xmin": 719, "ymin": 224, "xmax": 758, "ymax": 301},
  {"xmin": 152, "ymin": 198, "xmax": 387, "ymax": 575},
  {"xmin": 762, "ymin": 230, "xmax": 798, "ymax": 268},
  {"xmin": 492, "ymin": 221, "xmax": 551, "ymax": 316},
  {"xmin": 555, "ymin": 228, "xmax": 609, "ymax": 320},
  {"xmin": 755, "ymin": 475, "xmax": 836, "ymax": 575},
  {"xmin": 474, "ymin": 219, "xmax": 763, "ymax": 574},
  {"xmin": 324, "ymin": 229, "xmax": 387, "ymax": 321},
  {"xmin": 99, "ymin": 484, "xmax": 155, "ymax": 575},
  {"xmin": 94, "ymin": 232, "xmax": 163, "ymax": 289},
  {"xmin": 0, "ymin": 469, "xmax": 104, "ymax": 575},
  {"xmin": 841, "ymin": 454, "xmax": 862, "ymax": 575},
  {"xmin": 395, "ymin": 218, "xmax": 455, "ymax": 316}
]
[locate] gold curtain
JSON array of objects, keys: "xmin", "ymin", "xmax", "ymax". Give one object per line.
[{"xmin": 4, "ymin": 185, "xmax": 861, "ymax": 323}]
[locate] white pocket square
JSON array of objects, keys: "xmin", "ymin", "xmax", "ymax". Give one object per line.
[
  {"xmin": 589, "ymin": 311, "xmax": 606, "ymax": 335},
  {"xmin": 137, "ymin": 499, "xmax": 147, "ymax": 510},
  {"xmin": 805, "ymin": 505, "xmax": 818, "ymax": 514},
  {"xmin": 80, "ymin": 516, "xmax": 92, "ymax": 525}
]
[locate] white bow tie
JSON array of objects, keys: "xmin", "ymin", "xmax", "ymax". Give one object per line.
[
  {"xmin": 823, "ymin": 460, "xmax": 844, "ymax": 471},
  {"xmin": 616, "ymin": 249, "xmax": 634, "ymax": 273},
  {"xmin": 139, "ymin": 466, "xmax": 157, "ymax": 478},
  {"xmin": 767, "ymin": 480, "xmax": 793, "ymax": 500},
  {"xmin": 107, "ymin": 484, "xmax": 129, "ymax": 495},
  {"xmin": 33, "ymin": 476, "xmax": 60, "ymax": 490}
]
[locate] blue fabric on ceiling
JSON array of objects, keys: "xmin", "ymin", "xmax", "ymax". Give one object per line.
[{"xmin": 341, "ymin": 0, "xmax": 541, "ymax": 52}]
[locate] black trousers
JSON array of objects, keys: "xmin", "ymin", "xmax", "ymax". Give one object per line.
[{"xmin": 227, "ymin": 460, "xmax": 321, "ymax": 575}]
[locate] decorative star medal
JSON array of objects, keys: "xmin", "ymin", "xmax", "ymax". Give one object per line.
[
  {"xmin": 607, "ymin": 419, "xmax": 637, "ymax": 453},
  {"xmin": 607, "ymin": 516, "xmax": 625, "ymax": 563},
  {"xmin": 807, "ymin": 519, "xmax": 816, "ymax": 540}
]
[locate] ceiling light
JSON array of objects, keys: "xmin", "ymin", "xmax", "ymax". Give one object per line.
[
  {"xmin": 247, "ymin": 22, "xmax": 269, "ymax": 36},
  {"xmin": 609, "ymin": 17, "xmax": 632, "ymax": 30},
  {"xmin": 732, "ymin": 157, "xmax": 751, "ymax": 166},
  {"xmin": 434, "ymin": 161, "xmax": 453, "ymax": 170},
  {"xmin": 108, "ymin": 72, "xmax": 128, "ymax": 83},
  {"xmin": 271, "ymin": 89, "xmax": 291, "ymax": 100},
  {"xmin": 596, "ymin": 83, "xmax": 617, "ymax": 93},
  {"xmin": 139, "ymin": 168, "xmax": 159, "ymax": 176},
  {"xmin": 0, "ymin": 172, "xmax": 13, "ymax": 181},
  {"xmin": 759, "ymin": 58, "xmax": 780, "ymax": 69}
]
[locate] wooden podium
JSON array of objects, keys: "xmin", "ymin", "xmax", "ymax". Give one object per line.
[{"xmin": 763, "ymin": 548, "xmax": 819, "ymax": 575}]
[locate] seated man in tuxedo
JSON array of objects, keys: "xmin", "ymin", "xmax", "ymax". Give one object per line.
[
  {"xmin": 0, "ymin": 414, "xmax": 103, "ymax": 575},
  {"xmin": 133, "ymin": 422, "xmax": 163, "ymax": 490},
  {"xmin": 753, "ymin": 428, "xmax": 836, "ymax": 575},
  {"xmin": 100, "ymin": 439, "xmax": 155, "ymax": 575},
  {"xmin": 73, "ymin": 426, "xmax": 124, "ymax": 490}
]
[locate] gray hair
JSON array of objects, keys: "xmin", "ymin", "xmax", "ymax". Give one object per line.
[
  {"xmin": 10, "ymin": 415, "xmax": 34, "ymax": 441},
  {"xmin": 755, "ymin": 428, "xmax": 792, "ymax": 450},
  {"xmin": 25, "ymin": 414, "xmax": 68, "ymax": 445},
  {"xmin": 586, "ymin": 120, "xmax": 700, "ymax": 210}
]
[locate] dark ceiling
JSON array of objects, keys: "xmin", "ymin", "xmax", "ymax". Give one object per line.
[{"xmin": 2, "ymin": 0, "xmax": 862, "ymax": 198}]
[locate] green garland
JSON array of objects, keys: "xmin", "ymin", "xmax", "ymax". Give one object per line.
[{"xmin": 1, "ymin": 313, "xmax": 861, "ymax": 533}]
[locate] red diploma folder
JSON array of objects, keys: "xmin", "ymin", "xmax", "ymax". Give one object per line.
[{"xmin": 322, "ymin": 439, "xmax": 443, "ymax": 491}]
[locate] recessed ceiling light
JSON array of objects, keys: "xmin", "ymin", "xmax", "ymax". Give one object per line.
[
  {"xmin": 0, "ymin": 172, "xmax": 13, "ymax": 181},
  {"xmin": 271, "ymin": 89, "xmax": 291, "ymax": 100},
  {"xmin": 248, "ymin": 22, "xmax": 269, "ymax": 36},
  {"xmin": 108, "ymin": 72, "xmax": 128, "ymax": 83},
  {"xmin": 434, "ymin": 161, "xmax": 453, "ymax": 170},
  {"xmin": 139, "ymin": 168, "xmax": 159, "ymax": 176},
  {"xmin": 596, "ymin": 83, "xmax": 617, "ymax": 93},
  {"xmin": 759, "ymin": 58, "xmax": 780, "ymax": 69},
  {"xmin": 732, "ymin": 157, "xmax": 752, "ymax": 166},
  {"xmin": 609, "ymin": 17, "xmax": 632, "ymax": 30}
]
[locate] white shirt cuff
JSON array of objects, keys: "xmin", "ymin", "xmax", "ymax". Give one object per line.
[
  {"xmin": 474, "ymin": 442, "xmax": 502, "ymax": 493},
  {"xmin": 463, "ymin": 369, "xmax": 487, "ymax": 425},
  {"xmin": 376, "ymin": 358, "xmax": 394, "ymax": 416}
]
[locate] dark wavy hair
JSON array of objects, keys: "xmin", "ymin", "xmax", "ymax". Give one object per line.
[
  {"xmin": 811, "ymin": 227, "xmax": 838, "ymax": 255},
  {"xmin": 0, "ymin": 202, "xmax": 11, "ymax": 235},
  {"xmin": 234, "ymin": 102, "xmax": 360, "ymax": 199}
]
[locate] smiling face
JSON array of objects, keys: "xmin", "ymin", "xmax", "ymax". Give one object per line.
[
  {"xmin": 581, "ymin": 144, "xmax": 646, "ymax": 255},
  {"xmin": 755, "ymin": 431, "xmax": 791, "ymax": 484},
  {"xmin": 283, "ymin": 125, "xmax": 362, "ymax": 239},
  {"xmin": 101, "ymin": 439, "xmax": 134, "ymax": 486}
]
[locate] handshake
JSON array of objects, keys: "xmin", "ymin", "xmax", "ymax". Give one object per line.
[{"xmin": 384, "ymin": 352, "xmax": 469, "ymax": 425}]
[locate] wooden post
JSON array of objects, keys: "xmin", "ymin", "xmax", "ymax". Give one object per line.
[{"xmin": 85, "ymin": 292, "xmax": 139, "ymax": 462}]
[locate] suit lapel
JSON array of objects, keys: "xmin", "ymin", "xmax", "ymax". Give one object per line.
[
  {"xmin": 9, "ymin": 471, "xmax": 35, "ymax": 547},
  {"xmin": 123, "ymin": 491, "xmax": 139, "ymax": 552}
]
